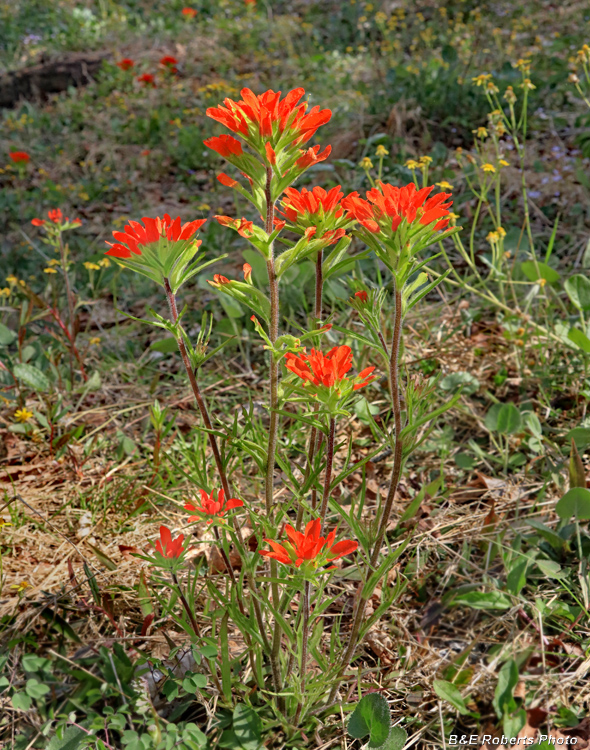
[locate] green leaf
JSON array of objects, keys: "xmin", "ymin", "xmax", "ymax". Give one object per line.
[
  {"xmin": 150, "ymin": 337, "xmax": 178, "ymax": 353},
  {"xmin": 25, "ymin": 677, "xmax": 50, "ymax": 699},
  {"xmin": 13, "ymin": 362, "xmax": 51, "ymax": 392},
  {"xmin": 86, "ymin": 542, "xmax": 118, "ymax": 570},
  {"xmin": 433, "ymin": 679, "xmax": 469, "ymax": 715},
  {"xmin": 11, "ymin": 691, "xmax": 32, "ymax": 711},
  {"xmin": 566, "ymin": 427, "xmax": 590, "ymax": 451},
  {"xmin": 439, "ymin": 371, "xmax": 479, "ymax": 395},
  {"xmin": 565, "ymin": 274, "xmax": 590, "ymax": 311},
  {"xmin": 137, "ymin": 570, "xmax": 153, "ymax": 617},
  {"xmin": 348, "ymin": 693, "xmax": 391, "ymax": 747},
  {"xmin": 570, "ymin": 439, "xmax": 587, "ymax": 488},
  {"xmin": 182, "ymin": 673, "xmax": 208, "ymax": 693},
  {"xmin": 506, "ymin": 557, "xmax": 530, "ymax": 596},
  {"xmin": 535, "ymin": 559, "xmax": 565, "ymax": 579},
  {"xmin": 0, "ymin": 322, "xmax": 17, "ymax": 346},
  {"xmin": 46, "ymin": 727, "xmax": 86, "ymax": 750},
  {"xmin": 373, "ymin": 726, "xmax": 407, "ymax": 750},
  {"xmin": 492, "ymin": 659, "xmax": 519, "ymax": 719},
  {"xmin": 520, "ymin": 260, "xmax": 560, "ymax": 285},
  {"xmin": 525, "ymin": 519, "xmax": 567, "ymax": 553},
  {"xmin": 233, "ymin": 703, "xmax": 262, "ymax": 750},
  {"xmin": 496, "ymin": 403, "xmax": 522, "ymax": 435},
  {"xmin": 567, "ymin": 327, "xmax": 590, "ymax": 353},
  {"xmin": 556, "ymin": 487, "xmax": 590, "ymax": 520},
  {"xmin": 453, "ymin": 590, "xmax": 512, "ymax": 610}
]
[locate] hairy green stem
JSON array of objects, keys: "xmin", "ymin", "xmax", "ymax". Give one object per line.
[
  {"xmin": 318, "ymin": 417, "xmax": 336, "ymax": 528},
  {"xmin": 293, "ymin": 580, "xmax": 310, "ymax": 724}
]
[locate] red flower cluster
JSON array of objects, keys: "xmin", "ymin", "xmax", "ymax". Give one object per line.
[
  {"xmin": 9, "ymin": 151, "xmax": 30, "ymax": 163},
  {"xmin": 343, "ymin": 182, "xmax": 452, "ymax": 235},
  {"xmin": 154, "ymin": 526, "xmax": 185, "ymax": 558},
  {"xmin": 181, "ymin": 7, "xmax": 197, "ymax": 17},
  {"xmin": 160, "ymin": 55, "xmax": 178, "ymax": 73},
  {"xmin": 31, "ymin": 208, "xmax": 81, "ymax": 227},
  {"xmin": 137, "ymin": 73, "xmax": 156, "ymax": 87},
  {"xmin": 206, "ymin": 87, "xmax": 331, "ymax": 145},
  {"xmin": 259, "ymin": 518, "xmax": 357, "ymax": 570},
  {"xmin": 355, "ymin": 290, "xmax": 368, "ymax": 303},
  {"xmin": 285, "ymin": 345, "xmax": 375, "ymax": 392},
  {"xmin": 214, "ymin": 215, "xmax": 254, "ymax": 237},
  {"xmin": 282, "ymin": 186, "xmax": 343, "ymax": 224},
  {"xmin": 117, "ymin": 58, "xmax": 135, "ymax": 70},
  {"xmin": 184, "ymin": 488, "xmax": 243, "ymax": 524},
  {"xmin": 105, "ymin": 214, "xmax": 205, "ymax": 258}
]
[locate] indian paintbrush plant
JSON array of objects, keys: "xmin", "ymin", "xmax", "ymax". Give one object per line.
[{"xmin": 104, "ymin": 86, "xmax": 462, "ymax": 731}]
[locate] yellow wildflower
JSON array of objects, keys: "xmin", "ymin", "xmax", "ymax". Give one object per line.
[
  {"xmin": 15, "ymin": 408, "xmax": 33, "ymax": 423},
  {"xmin": 497, "ymin": 227, "xmax": 507, "ymax": 238},
  {"xmin": 436, "ymin": 180, "xmax": 454, "ymax": 190},
  {"xmin": 538, "ymin": 278, "xmax": 547, "ymax": 288},
  {"xmin": 419, "ymin": 155, "xmax": 433, "ymax": 166},
  {"xmin": 486, "ymin": 231, "xmax": 500, "ymax": 243},
  {"xmin": 474, "ymin": 127, "xmax": 488, "ymax": 138},
  {"xmin": 520, "ymin": 78, "xmax": 536, "ymax": 90},
  {"xmin": 486, "ymin": 81, "xmax": 500, "ymax": 94},
  {"xmin": 514, "ymin": 58, "xmax": 531, "ymax": 73},
  {"xmin": 482, "ymin": 163, "xmax": 496, "ymax": 173},
  {"xmin": 405, "ymin": 159, "xmax": 420, "ymax": 170},
  {"xmin": 472, "ymin": 73, "xmax": 492, "ymax": 87},
  {"xmin": 375, "ymin": 144, "xmax": 389, "ymax": 157},
  {"xmin": 504, "ymin": 251, "xmax": 512, "ymax": 259},
  {"xmin": 499, "ymin": 159, "xmax": 510, "ymax": 168},
  {"xmin": 98, "ymin": 258, "xmax": 111, "ymax": 268},
  {"xmin": 360, "ymin": 157, "xmax": 373, "ymax": 170},
  {"xmin": 84, "ymin": 262, "xmax": 100, "ymax": 270},
  {"xmin": 0, "ymin": 520, "xmax": 12, "ymax": 529},
  {"xmin": 0, "ymin": 288, "xmax": 10, "ymax": 297},
  {"xmin": 44, "ymin": 267, "xmax": 57, "ymax": 274},
  {"xmin": 10, "ymin": 581, "xmax": 30, "ymax": 593},
  {"xmin": 89, "ymin": 337, "xmax": 101, "ymax": 346},
  {"xmin": 6, "ymin": 275, "xmax": 18, "ymax": 285}
]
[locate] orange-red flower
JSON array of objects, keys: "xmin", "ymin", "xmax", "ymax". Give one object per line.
[
  {"xmin": 31, "ymin": 209, "xmax": 81, "ymax": 227},
  {"xmin": 259, "ymin": 518, "xmax": 357, "ymax": 572},
  {"xmin": 285, "ymin": 345, "xmax": 375, "ymax": 392},
  {"xmin": 105, "ymin": 214, "xmax": 205, "ymax": 258},
  {"xmin": 9, "ymin": 151, "xmax": 30, "ymax": 163},
  {"xmin": 243, "ymin": 263, "xmax": 252, "ymax": 281},
  {"xmin": 137, "ymin": 73, "xmax": 156, "ymax": 87},
  {"xmin": 343, "ymin": 182, "xmax": 452, "ymax": 235},
  {"xmin": 295, "ymin": 144, "xmax": 331, "ymax": 170},
  {"xmin": 283, "ymin": 186, "xmax": 343, "ymax": 224},
  {"xmin": 154, "ymin": 526, "xmax": 185, "ymax": 558},
  {"xmin": 214, "ymin": 215, "xmax": 254, "ymax": 237},
  {"xmin": 355, "ymin": 290, "xmax": 368, "ymax": 303},
  {"xmin": 160, "ymin": 56, "xmax": 178, "ymax": 73},
  {"xmin": 204, "ymin": 134, "xmax": 244, "ymax": 159},
  {"xmin": 117, "ymin": 58, "xmax": 135, "ymax": 70},
  {"xmin": 184, "ymin": 488, "xmax": 243, "ymax": 524},
  {"xmin": 181, "ymin": 7, "xmax": 197, "ymax": 17},
  {"xmin": 206, "ymin": 87, "xmax": 331, "ymax": 146},
  {"xmin": 217, "ymin": 172, "xmax": 238, "ymax": 188}
]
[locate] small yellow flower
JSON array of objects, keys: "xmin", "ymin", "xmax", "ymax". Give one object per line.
[
  {"xmin": 516, "ymin": 327, "xmax": 525, "ymax": 336},
  {"xmin": 197, "ymin": 203, "xmax": 211, "ymax": 211},
  {"xmin": 486, "ymin": 81, "xmax": 500, "ymax": 94},
  {"xmin": 6, "ymin": 275, "xmax": 18, "ymax": 285},
  {"xmin": 482, "ymin": 163, "xmax": 496, "ymax": 173},
  {"xmin": 405, "ymin": 159, "xmax": 420, "ymax": 170},
  {"xmin": 84, "ymin": 262, "xmax": 100, "ymax": 270},
  {"xmin": 538, "ymin": 278, "xmax": 547, "ymax": 288},
  {"xmin": 487, "ymin": 231, "xmax": 500, "ymax": 243},
  {"xmin": 0, "ymin": 520, "xmax": 12, "ymax": 529},
  {"xmin": 89, "ymin": 337, "xmax": 101, "ymax": 345},
  {"xmin": 472, "ymin": 73, "xmax": 492, "ymax": 87},
  {"xmin": 44, "ymin": 267, "xmax": 57, "ymax": 274},
  {"xmin": 504, "ymin": 251, "xmax": 512, "ymax": 259},
  {"xmin": 499, "ymin": 159, "xmax": 510, "ymax": 167},
  {"xmin": 98, "ymin": 258, "xmax": 111, "ymax": 268},
  {"xmin": 0, "ymin": 288, "xmax": 10, "ymax": 297},
  {"xmin": 497, "ymin": 227, "xmax": 507, "ymax": 238},
  {"xmin": 10, "ymin": 581, "xmax": 30, "ymax": 593},
  {"xmin": 520, "ymin": 78, "xmax": 536, "ymax": 91},
  {"xmin": 360, "ymin": 157, "xmax": 373, "ymax": 170},
  {"xmin": 47, "ymin": 258, "xmax": 60, "ymax": 266},
  {"xmin": 436, "ymin": 180, "xmax": 454, "ymax": 190},
  {"xmin": 514, "ymin": 58, "xmax": 531, "ymax": 73},
  {"xmin": 418, "ymin": 155, "xmax": 433, "ymax": 166},
  {"xmin": 515, "ymin": 339, "xmax": 524, "ymax": 347},
  {"xmin": 375, "ymin": 144, "xmax": 389, "ymax": 157},
  {"xmin": 14, "ymin": 408, "xmax": 33, "ymax": 423},
  {"xmin": 79, "ymin": 191, "xmax": 90, "ymax": 201},
  {"xmin": 474, "ymin": 127, "xmax": 488, "ymax": 138}
]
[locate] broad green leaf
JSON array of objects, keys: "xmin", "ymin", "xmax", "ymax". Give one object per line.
[
  {"xmin": 13, "ymin": 362, "xmax": 51, "ymax": 392},
  {"xmin": 496, "ymin": 403, "xmax": 522, "ymax": 435},
  {"xmin": 150, "ymin": 337, "xmax": 178, "ymax": 353},
  {"xmin": 46, "ymin": 727, "xmax": 86, "ymax": 750},
  {"xmin": 568, "ymin": 327, "xmax": 590, "ymax": 353},
  {"xmin": 506, "ymin": 557, "xmax": 530, "ymax": 596},
  {"xmin": 536, "ymin": 559, "xmax": 565, "ymax": 579},
  {"xmin": 566, "ymin": 427, "xmax": 590, "ymax": 451},
  {"xmin": 433, "ymin": 679, "xmax": 469, "ymax": 715},
  {"xmin": 0, "ymin": 322, "xmax": 17, "ymax": 346},
  {"xmin": 492, "ymin": 659, "xmax": 519, "ymax": 718},
  {"xmin": 453, "ymin": 590, "xmax": 512, "ymax": 610},
  {"xmin": 565, "ymin": 274, "xmax": 590, "ymax": 311},
  {"xmin": 372, "ymin": 726, "xmax": 407, "ymax": 750},
  {"xmin": 556, "ymin": 487, "xmax": 590, "ymax": 520},
  {"xmin": 11, "ymin": 691, "xmax": 32, "ymax": 711},
  {"xmin": 233, "ymin": 703, "xmax": 263, "ymax": 750},
  {"xmin": 520, "ymin": 260, "xmax": 560, "ymax": 285},
  {"xmin": 439, "ymin": 371, "xmax": 479, "ymax": 395},
  {"xmin": 25, "ymin": 677, "xmax": 50, "ymax": 699},
  {"xmin": 348, "ymin": 693, "xmax": 391, "ymax": 747}
]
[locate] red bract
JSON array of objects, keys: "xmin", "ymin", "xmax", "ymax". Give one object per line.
[
  {"xmin": 184, "ymin": 488, "xmax": 243, "ymax": 524},
  {"xmin": 9, "ymin": 151, "xmax": 30, "ymax": 163},
  {"xmin": 117, "ymin": 58, "xmax": 135, "ymax": 70},
  {"xmin": 154, "ymin": 526, "xmax": 184, "ymax": 558},
  {"xmin": 160, "ymin": 56, "xmax": 178, "ymax": 73},
  {"xmin": 259, "ymin": 518, "xmax": 358, "ymax": 571},
  {"xmin": 285, "ymin": 345, "xmax": 375, "ymax": 392},
  {"xmin": 355, "ymin": 291, "xmax": 368, "ymax": 303},
  {"xmin": 204, "ymin": 134, "xmax": 243, "ymax": 159},
  {"xmin": 137, "ymin": 73, "xmax": 156, "ymax": 87},
  {"xmin": 48, "ymin": 209, "xmax": 63, "ymax": 223},
  {"xmin": 282, "ymin": 186, "xmax": 343, "ymax": 224},
  {"xmin": 105, "ymin": 214, "xmax": 206, "ymax": 258},
  {"xmin": 342, "ymin": 182, "xmax": 452, "ymax": 235},
  {"xmin": 295, "ymin": 144, "xmax": 331, "ymax": 170},
  {"xmin": 31, "ymin": 209, "xmax": 81, "ymax": 227},
  {"xmin": 214, "ymin": 215, "xmax": 254, "ymax": 237},
  {"xmin": 181, "ymin": 7, "xmax": 197, "ymax": 16},
  {"xmin": 206, "ymin": 87, "xmax": 331, "ymax": 146},
  {"xmin": 217, "ymin": 172, "xmax": 238, "ymax": 188}
]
